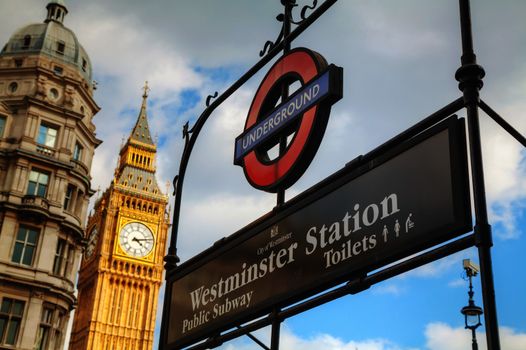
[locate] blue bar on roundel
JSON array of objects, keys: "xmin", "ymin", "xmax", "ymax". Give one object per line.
[{"xmin": 234, "ymin": 70, "xmax": 330, "ymax": 163}]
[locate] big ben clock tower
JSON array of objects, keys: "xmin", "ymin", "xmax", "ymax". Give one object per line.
[{"xmin": 70, "ymin": 83, "xmax": 169, "ymax": 350}]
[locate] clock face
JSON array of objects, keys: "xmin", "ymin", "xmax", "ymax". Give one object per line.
[
  {"xmin": 85, "ymin": 227, "xmax": 98, "ymax": 258},
  {"xmin": 119, "ymin": 222, "xmax": 154, "ymax": 258}
]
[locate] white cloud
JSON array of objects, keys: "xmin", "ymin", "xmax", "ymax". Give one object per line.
[
  {"xmin": 218, "ymin": 326, "xmax": 412, "ymax": 350},
  {"xmin": 479, "ymin": 101, "xmax": 526, "ymax": 240},
  {"xmin": 407, "ymin": 252, "xmax": 466, "ymax": 278},
  {"xmin": 388, "ymin": 252, "xmax": 474, "ymax": 280},
  {"xmin": 354, "ymin": 2, "xmax": 448, "ymax": 60},
  {"xmin": 213, "ymin": 322, "xmax": 526, "ymax": 350},
  {"xmin": 68, "ymin": 2, "xmax": 205, "ymax": 194},
  {"xmin": 425, "ymin": 323, "xmax": 526, "ymax": 350},
  {"xmin": 447, "ymin": 278, "xmax": 467, "ymax": 288},
  {"xmin": 178, "ymin": 192, "xmax": 276, "ymax": 261},
  {"xmin": 373, "ymin": 283, "xmax": 405, "ymax": 296}
]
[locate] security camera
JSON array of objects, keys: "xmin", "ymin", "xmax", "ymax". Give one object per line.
[{"xmin": 463, "ymin": 259, "xmax": 479, "ymax": 276}]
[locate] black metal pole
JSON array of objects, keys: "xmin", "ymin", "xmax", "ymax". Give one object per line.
[
  {"xmin": 271, "ymin": 308, "xmax": 281, "ymax": 350},
  {"xmin": 455, "ymin": 1, "xmax": 500, "ymax": 349},
  {"xmin": 471, "ymin": 328, "xmax": 479, "ymax": 350},
  {"xmin": 272, "ymin": 2, "xmax": 293, "ymax": 348},
  {"xmin": 276, "ymin": 0, "xmax": 294, "ymax": 207},
  {"xmin": 479, "ymin": 100, "xmax": 526, "ymax": 148},
  {"xmin": 238, "ymin": 326, "xmax": 271, "ymax": 350}
]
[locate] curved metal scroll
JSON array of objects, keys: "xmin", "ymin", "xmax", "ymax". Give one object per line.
[{"xmin": 259, "ymin": 0, "xmax": 320, "ymax": 57}]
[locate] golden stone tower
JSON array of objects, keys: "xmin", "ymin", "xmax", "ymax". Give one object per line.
[{"xmin": 69, "ymin": 84, "xmax": 169, "ymax": 350}]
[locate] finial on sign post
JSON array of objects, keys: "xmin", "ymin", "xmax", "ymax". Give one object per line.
[{"xmin": 281, "ymin": 0, "xmax": 297, "ymax": 6}]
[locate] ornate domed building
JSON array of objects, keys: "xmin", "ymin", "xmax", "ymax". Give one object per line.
[
  {"xmin": 2, "ymin": 0, "xmax": 93, "ymax": 86},
  {"xmin": 0, "ymin": 1, "xmax": 100, "ymax": 349}
]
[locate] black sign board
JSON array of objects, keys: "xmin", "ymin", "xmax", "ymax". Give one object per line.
[{"xmin": 165, "ymin": 117, "xmax": 471, "ymax": 348}]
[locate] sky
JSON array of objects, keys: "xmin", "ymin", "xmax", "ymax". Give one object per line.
[{"xmin": 1, "ymin": 0, "xmax": 526, "ymax": 349}]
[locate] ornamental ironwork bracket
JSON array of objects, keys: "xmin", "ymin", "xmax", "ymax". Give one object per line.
[{"xmin": 259, "ymin": 0, "xmax": 319, "ymax": 57}]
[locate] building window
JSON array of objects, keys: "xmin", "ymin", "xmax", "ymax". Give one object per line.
[
  {"xmin": 35, "ymin": 305, "xmax": 66, "ymax": 350},
  {"xmin": 8, "ymin": 82, "xmax": 18, "ymax": 93},
  {"xmin": 74, "ymin": 190, "xmax": 84, "ymax": 217},
  {"xmin": 108, "ymin": 287, "xmax": 116, "ymax": 324},
  {"xmin": 53, "ymin": 310, "xmax": 66, "ymax": 348},
  {"xmin": 27, "ymin": 169, "xmax": 49, "ymax": 197},
  {"xmin": 23, "ymin": 35, "xmax": 31, "ymax": 49},
  {"xmin": 0, "ymin": 116, "xmax": 6, "ymax": 138},
  {"xmin": 134, "ymin": 291, "xmax": 141, "ymax": 327},
  {"xmin": 82, "ymin": 58, "xmax": 87, "ymax": 72},
  {"xmin": 52, "ymin": 239, "xmax": 73, "ymax": 277},
  {"xmin": 11, "ymin": 226, "xmax": 39, "ymax": 266},
  {"xmin": 53, "ymin": 66, "xmax": 63, "ymax": 75},
  {"xmin": 56, "ymin": 41, "xmax": 65, "ymax": 55},
  {"xmin": 48, "ymin": 88, "xmax": 59, "ymax": 100},
  {"xmin": 37, "ymin": 124, "xmax": 58, "ymax": 147},
  {"xmin": 127, "ymin": 291, "xmax": 136, "ymax": 327},
  {"xmin": 0, "ymin": 298, "xmax": 25, "ymax": 346},
  {"xmin": 73, "ymin": 142, "xmax": 83, "ymax": 161},
  {"xmin": 63, "ymin": 184, "xmax": 74, "ymax": 211},
  {"xmin": 115, "ymin": 289, "xmax": 124, "ymax": 325},
  {"xmin": 35, "ymin": 306, "xmax": 53, "ymax": 350}
]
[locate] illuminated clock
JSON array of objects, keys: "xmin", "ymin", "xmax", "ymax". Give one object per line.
[
  {"xmin": 85, "ymin": 226, "xmax": 98, "ymax": 258},
  {"xmin": 119, "ymin": 222, "xmax": 155, "ymax": 258}
]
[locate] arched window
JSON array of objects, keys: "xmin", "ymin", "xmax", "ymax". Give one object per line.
[{"xmin": 23, "ymin": 35, "xmax": 31, "ymax": 48}]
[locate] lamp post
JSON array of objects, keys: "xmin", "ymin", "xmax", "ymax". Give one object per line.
[{"xmin": 461, "ymin": 259, "xmax": 484, "ymax": 350}]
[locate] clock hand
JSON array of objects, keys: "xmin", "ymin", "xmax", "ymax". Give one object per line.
[
  {"xmin": 134, "ymin": 238, "xmax": 153, "ymax": 242},
  {"xmin": 132, "ymin": 237, "xmax": 144, "ymax": 247}
]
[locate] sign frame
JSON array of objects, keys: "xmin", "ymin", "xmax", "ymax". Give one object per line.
[{"xmin": 165, "ymin": 116, "xmax": 472, "ymax": 349}]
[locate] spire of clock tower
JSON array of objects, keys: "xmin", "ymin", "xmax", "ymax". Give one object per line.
[
  {"xmin": 113, "ymin": 83, "xmax": 164, "ymax": 198},
  {"xmin": 129, "ymin": 81, "xmax": 155, "ymax": 146}
]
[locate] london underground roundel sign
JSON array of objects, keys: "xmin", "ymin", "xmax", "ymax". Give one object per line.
[{"xmin": 234, "ymin": 48, "xmax": 343, "ymax": 192}]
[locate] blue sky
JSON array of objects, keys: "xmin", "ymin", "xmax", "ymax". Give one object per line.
[{"xmin": 1, "ymin": 1, "xmax": 525, "ymax": 349}]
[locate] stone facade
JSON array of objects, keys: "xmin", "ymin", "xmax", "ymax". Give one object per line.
[{"xmin": 0, "ymin": 1, "xmax": 100, "ymax": 349}]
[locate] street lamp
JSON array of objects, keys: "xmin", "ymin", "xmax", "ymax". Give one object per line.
[{"xmin": 461, "ymin": 259, "xmax": 484, "ymax": 350}]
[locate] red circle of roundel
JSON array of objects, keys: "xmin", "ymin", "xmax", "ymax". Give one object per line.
[{"xmin": 240, "ymin": 48, "xmax": 331, "ymax": 192}]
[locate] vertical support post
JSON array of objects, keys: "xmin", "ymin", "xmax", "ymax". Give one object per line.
[
  {"xmin": 471, "ymin": 328, "xmax": 479, "ymax": 350},
  {"xmin": 273, "ymin": 0, "xmax": 292, "ymax": 341},
  {"xmin": 270, "ymin": 308, "xmax": 281, "ymax": 350},
  {"xmin": 277, "ymin": 0, "xmax": 294, "ymax": 206},
  {"xmin": 455, "ymin": 0, "xmax": 500, "ymax": 349}
]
